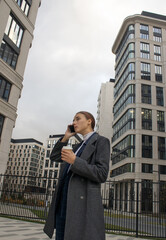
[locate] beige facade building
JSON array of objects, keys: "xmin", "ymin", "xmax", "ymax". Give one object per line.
[
  {"xmin": 96, "ymin": 79, "xmax": 115, "ymax": 144},
  {"xmin": 111, "ymin": 11, "xmax": 166, "ymax": 212},
  {"xmin": 0, "ymin": 0, "xmax": 41, "ymax": 175},
  {"xmin": 5, "ymin": 138, "xmax": 45, "ymax": 193},
  {"xmin": 43, "ymin": 134, "xmax": 82, "ymax": 196}
]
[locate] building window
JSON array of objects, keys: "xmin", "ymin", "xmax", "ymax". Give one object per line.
[
  {"xmin": 0, "ymin": 114, "xmax": 5, "ymax": 137},
  {"xmin": 5, "ymin": 15, "xmax": 24, "ymax": 48},
  {"xmin": 46, "ymin": 150, "xmax": 50, "ymax": 158},
  {"xmin": 141, "ymin": 108, "xmax": 152, "ymax": 130},
  {"xmin": 54, "ymin": 170, "xmax": 58, "ymax": 178},
  {"xmin": 114, "ymin": 63, "xmax": 135, "ymax": 99},
  {"xmin": 0, "ymin": 75, "xmax": 11, "ymax": 101},
  {"xmin": 112, "ymin": 135, "xmax": 135, "ymax": 165},
  {"xmin": 116, "ymin": 24, "xmax": 135, "ymax": 62},
  {"xmin": 155, "ymin": 65, "xmax": 162, "ymax": 82},
  {"xmin": 141, "ymin": 62, "xmax": 150, "ymax": 80},
  {"xmin": 44, "ymin": 170, "xmax": 48, "ymax": 178},
  {"xmin": 115, "ymin": 43, "xmax": 135, "ymax": 78},
  {"xmin": 158, "ymin": 137, "xmax": 166, "ymax": 160},
  {"xmin": 112, "ymin": 108, "xmax": 135, "ymax": 142},
  {"xmin": 50, "ymin": 161, "xmax": 54, "ymax": 168},
  {"xmin": 159, "ymin": 165, "xmax": 166, "ymax": 175},
  {"xmin": 140, "ymin": 42, "xmax": 150, "ymax": 59},
  {"xmin": 156, "ymin": 87, "xmax": 164, "ymax": 106},
  {"xmin": 142, "ymin": 135, "xmax": 152, "ymax": 158},
  {"xmin": 0, "ymin": 40, "xmax": 18, "ymax": 69},
  {"xmin": 142, "ymin": 163, "xmax": 153, "ymax": 173},
  {"xmin": 45, "ymin": 160, "xmax": 49, "ymax": 168},
  {"xmin": 141, "ymin": 84, "xmax": 151, "ymax": 104},
  {"xmin": 153, "ymin": 27, "xmax": 162, "ymax": 42},
  {"xmin": 141, "ymin": 180, "xmax": 153, "ymax": 212},
  {"xmin": 140, "ymin": 24, "xmax": 149, "ymax": 39},
  {"xmin": 15, "ymin": 0, "xmax": 31, "ymax": 16},
  {"xmin": 114, "ymin": 84, "xmax": 135, "ymax": 119},
  {"xmin": 112, "ymin": 163, "xmax": 135, "ymax": 177},
  {"xmin": 157, "ymin": 111, "xmax": 165, "ymax": 132},
  {"xmin": 154, "ymin": 45, "xmax": 161, "ymax": 61}
]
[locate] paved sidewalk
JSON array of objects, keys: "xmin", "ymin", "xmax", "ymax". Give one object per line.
[{"xmin": 0, "ymin": 216, "xmax": 153, "ymax": 240}]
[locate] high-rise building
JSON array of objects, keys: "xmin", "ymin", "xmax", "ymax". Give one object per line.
[
  {"xmin": 0, "ymin": 0, "xmax": 41, "ymax": 174},
  {"xmin": 5, "ymin": 138, "xmax": 45, "ymax": 193},
  {"xmin": 96, "ymin": 79, "xmax": 115, "ymax": 144},
  {"xmin": 111, "ymin": 11, "xmax": 166, "ymax": 212}
]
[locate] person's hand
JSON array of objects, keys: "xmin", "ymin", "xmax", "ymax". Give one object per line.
[
  {"xmin": 61, "ymin": 149, "xmax": 76, "ymax": 164},
  {"xmin": 61, "ymin": 125, "xmax": 75, "ymax": 142}
]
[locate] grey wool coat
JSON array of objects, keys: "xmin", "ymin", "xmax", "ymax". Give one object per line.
[{"xmin": 43, "ymin": 133, "xmax": 110, "ymax": 240}]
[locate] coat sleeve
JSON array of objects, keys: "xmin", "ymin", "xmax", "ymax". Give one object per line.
[
  {"xmin": 70, "ymin": 136, "xmax": 110, "ymax": 183},
  {"xmin": 50, "ymin": 138, "xmax": 68, "ymax": 162}
]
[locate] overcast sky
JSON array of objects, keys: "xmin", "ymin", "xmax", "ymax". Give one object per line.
[{"xmin": 12, "ymin": 0, "xmax": 166, "ymax": 145}]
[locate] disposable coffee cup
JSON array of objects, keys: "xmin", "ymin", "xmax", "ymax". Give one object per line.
[{"xmin": 62, "ymin": 146, "xmax": 73, "ymax": 151}]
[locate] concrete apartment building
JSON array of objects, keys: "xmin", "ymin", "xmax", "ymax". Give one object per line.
[
  {"xmin": 111, "ymin": 11, "xmax": 166, "ymax": 212},
  {"xmin": 96, "ymin": 79, "xmax": 115, "ymax": 144},
  {"xmin": 4, "ymin": 138, "xmax": 45, "ymax": 193},
  {"xmin": 43, "ymin": 134, "xmax": 82, "ymax": 196},
  {"xmin": 0, "ymin": 0, "xmax": 41, "ymax": 175}
]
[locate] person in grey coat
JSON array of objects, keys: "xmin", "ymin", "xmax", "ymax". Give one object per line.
[{"xmin": 43, "ymin": 111, "xmax": 110, "ymax": 240}]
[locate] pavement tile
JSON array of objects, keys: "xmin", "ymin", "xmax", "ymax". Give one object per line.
[{"xmin": 0, "ymin": 216, "xmax": 153, "ymax": 240}]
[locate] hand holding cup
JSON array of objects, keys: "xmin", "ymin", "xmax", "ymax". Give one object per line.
[{"xmin": 61, "ymin": 146, "xmax": 76, "ymax": 164}]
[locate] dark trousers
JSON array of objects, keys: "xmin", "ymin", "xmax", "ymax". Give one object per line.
[{"xmin": 55, "ymin": 166, "xmax": 72, "ymax": 240}]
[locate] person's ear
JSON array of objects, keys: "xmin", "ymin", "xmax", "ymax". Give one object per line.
[{"xmin": 87, "ymin": 119, "xmax": 92, "ymax": 126}]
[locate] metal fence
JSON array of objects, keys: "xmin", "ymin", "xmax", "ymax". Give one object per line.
[{"xmin": 0, "ymin": 174, "xmax": 166, "ymax": 238}]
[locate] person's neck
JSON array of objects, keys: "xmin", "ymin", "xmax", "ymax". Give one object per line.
[{"xmin": 82, "ymin": 129, "xmax": 93, "ymax": 137}]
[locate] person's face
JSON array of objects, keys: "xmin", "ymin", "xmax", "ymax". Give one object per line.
[{"xmin": 73, "ymin": 113, "xmax": 92, "ymax": 135}]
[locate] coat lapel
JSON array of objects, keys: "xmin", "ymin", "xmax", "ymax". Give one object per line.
[{"xmin": 79, "ymin": 133, "xmax": 98, "ymax": 161}]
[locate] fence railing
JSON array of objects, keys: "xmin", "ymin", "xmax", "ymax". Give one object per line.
[{"xmin": 0, "ymin": 174, "xmax": 166, "ymax": 238}]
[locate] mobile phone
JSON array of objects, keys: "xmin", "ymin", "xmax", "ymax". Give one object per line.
[{"xmin": 69, "ymin": 125, "xmax": 75, "ymax": 133}]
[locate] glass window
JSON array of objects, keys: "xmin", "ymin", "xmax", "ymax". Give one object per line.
[
  {"xmin": 156, "ymin": 87, "xmax": 164, "ymax": 106},
  {"xmin": 5, "ymin": 14, "xmax": 24, "ymax": 48},
  {"xmin": 142, "ymin": 163, "xmax": 153, "ymax": 173},
  {"xmin": 114, "ymin": 84, "xmax": 135, "ymax": 119},
  {"xmin": 140, "ymin": 24, "xmax": 149, "ymax": 31},
  {"xmin": 115, "ymin": 43, "xmax": 135, "ymax": 78},
  {"xmin": 0, "ymin": 114, "xmax": 5, "ymax": 137},
  {"xmin": 140, "ymin": 24, "xmax": 149, "ymax": 39},
  {"xmin": 45, "ymin": 160, "xmax": 49, "ymax": 168},
  {"xmin": 155, "ymin": 65, "xmax": 162, "ymax": 82},
  {"xmin": 46, "ymin": 150, "xmax": 50, "ymax": 158},
  {"xmin": 140, "ymin": 42, "xmax": 150, "ymax": 59},
  {"xmin": 158, "ymin": 137, "xmax": 166, "ymax": 160},
  {"xmin": 154, "ymin": 45, "xmax": 161, "ymax": 61},
  {"xmin": 141, "ymin": 108, "xmax": 152, "ymax": 130},
  {"xmin": 50, "ymin": 161, "xmax": 53, "ymax": 168},
  {"xmin": 0, "ymin": 40, "xmax": 18, "ymax": 69},
  {"xmin": 142, "ymin": 135, "xmax": 152, "ymax": 158},
  {"xmin": 0, "ymin": 75, "xmax": 11, "ymax": 101},
  {"xmin": 153, "ymin": 27, "xmax": 162, "ymax": 42},
  {"xmin": 157, "ymin": 111, "xmax": 165, "ymax": 132},
  {"xmin": 114, "ymin": 63, "xmax": 135, "ymax": 99},
  {"xmin": 15, "ymin": 0, "xmax": 30, "ymax": 16},
  {"xmin": 141, "ymin": 84, "xmax": 151, "ymax": 104},
  {"xmin": 159, "ymin": 165, "xmax": 166, "ymax": 174},
  {"xmin": 141, "ymin": 180, "xmax": 153, "ymax": 212},
  {"xmin": 112, "ymin": 135, "xmax": 135, "ymax": 164},
  {"xmin": 116, "ymin": 24, "xmax": 135, "ymax": 62},
  {"xmin": 112, "ymin": 163, "xmax": 135, "ymax": 177},
  {"xmin": 141, "ymin": 62, "xmax": 150, "ymax": 80},
  {"xmin": 44, "ymin": 170, "xmax": 48, "ymax": 178},
  {"xmin": 112, "ymin": 108, "xmax": 135, "ymax": 142}
]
